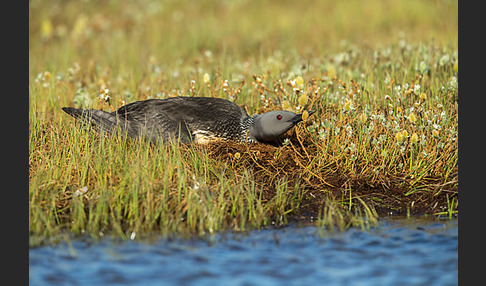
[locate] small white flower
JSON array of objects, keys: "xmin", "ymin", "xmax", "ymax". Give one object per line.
[
  {"xmin": 345, "ymin": 125, "xmax": 353, "ymax": 137},
  {"xmin": 413, "ymin": 84, "xmax": 421, "ymax": 95},
  {"xmin": 439, "ymin": 54, "xmax": 450, "ymax": 66},
  {"xmin": 74, "ymin": 186, "xmax": 88, "ymax": 197},
  {"xmin": 318, "ymin": 131, "xmax": 325, "ymax": 140}
]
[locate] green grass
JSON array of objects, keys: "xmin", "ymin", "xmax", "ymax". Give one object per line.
[{"xmin": 29, "ymin": 0, "xmax": 458, "ymax": 247}]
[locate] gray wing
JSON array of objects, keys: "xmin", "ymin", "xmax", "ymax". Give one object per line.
[
  {"xmin": 113, "ymin": 99, "xmax": 192, "ymax": 142},
  {"xmin": 115, "ymin": 97, "xmax": 248, "ymax": 141},
  {"xmin": 63, "ymin": 97, "xmax": 249, "ymax": 143}
]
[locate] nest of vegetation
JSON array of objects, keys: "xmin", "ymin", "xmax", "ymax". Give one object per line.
[{"xmin": 204, "ymin": 132, "xmax": 457, "ymax": 219}]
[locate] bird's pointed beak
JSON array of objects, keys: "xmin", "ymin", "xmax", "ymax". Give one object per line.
[{"xmin": 287, "ymin": 110, "xmax": 316, "ymax": 123}]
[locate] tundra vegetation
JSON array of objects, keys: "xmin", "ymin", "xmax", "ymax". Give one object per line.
[{"xmin": 29, "ymin": 0, "xmax": 458, "ymax": 246}]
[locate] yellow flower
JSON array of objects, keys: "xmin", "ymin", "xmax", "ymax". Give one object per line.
[
  {"xmin": 359, "ymin": 113, "xmax": 367, "ymax": 124},
  {"xmin": 282, "ymin": 100, "xmax": 292, "ymax": 111},
  {"xmin": 408, "ymin": 112, "xmax": 417, "ymax": 124},
  {"xmin": 203, "ymin": 73, "xmax": 211, "ymax": 85},
  {"xmin": 410, "ymin": 133, "xmax": 419, "ymax": 144},
  {"xmin": 419, "ymin": 92, "xmax": 427, "ymax": 101},
  {"xmin": 295, "ymin": 76, "xmax": 304, "ymax": 91},
  {"xmin": 401, "ymin": 130, "xmax": 409, "ymax": 138},
  {"xmin": 395, "ymin": 131, "xmax": 405, "ymax": 143},
  {"xmin": 327, "ymin": 63, "xmax": 336, "ymax": 78},
  {"xmin": 234, "ymin": 152, "xmax": 241, "ymax": 160},
  {"xmin": 71, "ymin": 15, "xmax": 88, "ymax": 40},
  {"xmin": 344, "ymin": 99, "xmax": 353, "ymax": 112},
  {"xmin": 302, "ymin": 110, "xmax": 309, "ymax": 121},
  {"xmin": 41, "ymin": 19, "xmax": 53, "ymax": 39},
  {"xmin": 298, "ymin": 93, "xmax": 308, "ymax": 107},
  {"xmin": 432, "ymin": 129, "xmax": 439, "ymax": 137},
  {"xmin": 43, "ymin": 71, "xmax": 51, "ymax": 81},
  {"xmin": 344, "ymin": 101, "xmax": 350, "ymax": 111}
]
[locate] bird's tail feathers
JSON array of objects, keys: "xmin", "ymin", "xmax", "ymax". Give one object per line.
[{"xmin": 62, "ymin": 107, "xmax": 119, "ymax": 134}]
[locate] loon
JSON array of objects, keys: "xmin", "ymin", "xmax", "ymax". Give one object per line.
[{"xmin": 62, "ymin": 96, "xmax": 315, "ymax": 144}]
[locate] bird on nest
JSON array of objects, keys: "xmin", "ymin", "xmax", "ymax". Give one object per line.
[{"xmin": 62, "ymin": 96, "xmax": 315, "ymax": 144}]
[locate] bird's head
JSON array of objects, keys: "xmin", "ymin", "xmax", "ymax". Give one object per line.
[{"xmin": 249, "ymin": 110, "xmax": 315, "ymax": 142}]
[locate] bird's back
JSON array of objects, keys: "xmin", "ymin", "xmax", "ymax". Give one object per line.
[
  {"xmin": 64, "ymin": 97, "xmax": 250, "ymax": 143},
  {"xmin": 116, "ymin": 97, "xmax": 250, "ymax": 142}
]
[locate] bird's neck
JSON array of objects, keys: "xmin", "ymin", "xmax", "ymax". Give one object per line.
[{"xmin": 240, "ymin": 114, "xmax": 260, "ymax": 142}]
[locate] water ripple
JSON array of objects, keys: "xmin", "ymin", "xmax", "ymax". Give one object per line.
[{"xmin": 30, "ymin": 217, "xmax": 458, "ymax": 285}]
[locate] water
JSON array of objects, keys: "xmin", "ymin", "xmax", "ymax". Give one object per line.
[{"xmin": 29, "ymin": 217, "xmax": 458, "ymax": 285}]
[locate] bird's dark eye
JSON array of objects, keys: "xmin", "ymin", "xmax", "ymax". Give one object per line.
[{"xmin": 276, "ymin": 114, "xmax": 283, "ymax": 120}]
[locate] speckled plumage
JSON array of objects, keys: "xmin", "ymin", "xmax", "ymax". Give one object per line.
[{"xmin": 62, "ymin": 96, "xmax": 314, "ymax": 144}]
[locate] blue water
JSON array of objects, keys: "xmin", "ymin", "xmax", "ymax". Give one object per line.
[{"xmin": 29, "ymin": 217, "xmax": 458, "ymax": 285}]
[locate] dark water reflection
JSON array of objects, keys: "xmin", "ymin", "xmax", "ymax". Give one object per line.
[{"xmin": 30, "ymin": 217, "xmax": 458, "ymax": 285}]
